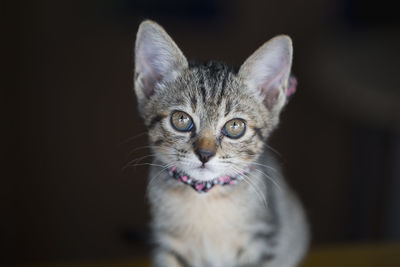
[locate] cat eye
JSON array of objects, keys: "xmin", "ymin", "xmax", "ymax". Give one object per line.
[
  {"xmin": 222, "ymin": 119, "xmax": 246, "ymax": 139},
  {"xmin": 170, "ymin": 111, "xmax": 194, "ymax": 132}
]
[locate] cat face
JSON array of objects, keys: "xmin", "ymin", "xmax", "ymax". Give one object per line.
[
  {"xmin": 134, "ymin": 21, "xmax": 293, "ymax": 181},
  {"xmin": 141, "ymin": 62, "xmax": 270, "ymax": 180}
]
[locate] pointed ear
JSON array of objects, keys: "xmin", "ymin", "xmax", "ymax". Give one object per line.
[
  {"xmin": 134, "ymin": 20, "xmax": 188, "ymax": 108},
  {"xmin": 239, "ymin": 35, "xmax": 293, "ymax": 113}
]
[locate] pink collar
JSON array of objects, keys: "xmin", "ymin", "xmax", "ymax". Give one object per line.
[{"xmin": 168, "ymin": 166, "xmax": 252, "ymax": 193}]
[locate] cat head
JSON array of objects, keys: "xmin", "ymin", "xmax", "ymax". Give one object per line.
[{"xmin": 134, "ymin": 20, "xmax": 294, "ymax": 181}]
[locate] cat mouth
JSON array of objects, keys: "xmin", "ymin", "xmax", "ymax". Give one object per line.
[
  {"xmin": 189, "ymin": 164, "xmax": 215, "ymax": 179},
  {"xmin": 193, "ymin": 163, "xmax": 220, "ymax": 176},
  {"xmin": 198, "ymin": 163, "xmax": 211, "ymax": 170},
  {"xmin": 172, "ymin": 160, "xmax": 217, "ymax": 180}
]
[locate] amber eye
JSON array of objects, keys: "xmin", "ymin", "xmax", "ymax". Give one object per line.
[
  {"xmin": 222, "ymin": 119, "xmax": 246, "ymax": 139},
  {"xmin": 170, "ymin": 111, "xmax": 194, "ymax": 132}
]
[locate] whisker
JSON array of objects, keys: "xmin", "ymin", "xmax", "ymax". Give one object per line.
[
  {"xmin": 145, "ymin": 162, "xmax": 176, "ymax": 199},
  {"xmin": 251, "ymin": 162, "xmax": 279, "ymax": 174},
  {"xmin": 124, "ymin": 149, "xmax": 177, "ymax": 170},
  {"xmin": 126, "ymin": 162, "xmax": 171, "ymax": 168},
  {"xmin": 124, "ymin": 154, "xmax": 157, "ymax": 168},
  {"xmin": 241, "ymin": 175, "xmax": 268, "ymax": 209},
  {"xmin": 127, "ymin": 145, "xmax": 159, "ymax": 156},
  {"xmin": 253, "ymin": 168, "xmax": 282, "ymax": 192},
  {"xmin": 265, "ymin": 143, "xmax": 282, "ymax": 158},
  {"xmin": 231, "ymin": 166, "xmax": 268, "ymax": 209},
  {"xmin": 119, "ymin": 132, "xmax": 148, "ymax": 146}
]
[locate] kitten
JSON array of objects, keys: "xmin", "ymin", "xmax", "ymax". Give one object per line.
[{"xmin": 133, "ymin": 20, "xmax": 309, "ymax": 267}]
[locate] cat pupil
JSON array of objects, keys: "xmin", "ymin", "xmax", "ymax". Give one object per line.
[{"xmin": 180, "ymin": 116, "xmax": 187, "ymax": 125}]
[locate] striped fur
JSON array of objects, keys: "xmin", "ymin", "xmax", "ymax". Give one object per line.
[{"xmin": 134, "ymin": 20, "xmax": 309, "ymax": 267}]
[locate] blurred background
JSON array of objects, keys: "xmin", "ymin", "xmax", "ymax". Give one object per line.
[{"xmin": 3, "ymin": 0, "xmax": 400, "ymax": 265}]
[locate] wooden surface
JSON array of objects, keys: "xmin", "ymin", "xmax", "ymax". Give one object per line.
[
  {"xmin": 301, "ymin": 243, "xmax": 400, "ymax": 267},
  {"xmin": 15, "ymin": 243, "xmax": 400, "ymax": 267}
]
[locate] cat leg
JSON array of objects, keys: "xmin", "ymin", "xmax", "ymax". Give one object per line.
[
  {"xmin": 237, "ymin": 239, "xmax": 276, "ymax": 267},
  {"xmin": 152, "ymin": 246, "xmax": 191, "ymax": 267}
]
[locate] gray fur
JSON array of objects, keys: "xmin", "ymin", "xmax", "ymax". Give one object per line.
[{"xmin": 134, "ymin": 20, "xmax": 309, "ymax": 267}]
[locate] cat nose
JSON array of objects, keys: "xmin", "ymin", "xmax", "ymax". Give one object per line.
[{"xmin": 195, "ymin": 149, "xmax": 215, "ymax": 164}]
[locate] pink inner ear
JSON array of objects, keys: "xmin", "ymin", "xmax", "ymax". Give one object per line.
[
  {"xmin": 287, "ymin": 76, "xmax": 297, "ymax": 97},
  {"xmin": 264, "ymin": 87, "xmax": 281, "ymax": 110}
]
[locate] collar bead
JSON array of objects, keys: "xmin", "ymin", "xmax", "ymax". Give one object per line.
[{"xmin": 168, "ymin": 166, "xmax": 252, "ymax": 193}]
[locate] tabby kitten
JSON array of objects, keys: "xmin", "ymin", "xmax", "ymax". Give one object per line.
[{"xmin": 134, "ymin": 20, "xmax": 309, "ymax": 267}]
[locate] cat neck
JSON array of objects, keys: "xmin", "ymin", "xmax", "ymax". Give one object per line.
[{"xmin": 166, "ymin": 165, "xmax": 253, "ymax": 194}]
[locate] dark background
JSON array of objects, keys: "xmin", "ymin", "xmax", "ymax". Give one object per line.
[{"xmin": 3, "ymin": 0, "xmax": 400, "ymax": 264}]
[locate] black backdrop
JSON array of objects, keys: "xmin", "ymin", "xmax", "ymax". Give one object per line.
[{"xmin": 3, "ymin": 0, "xmax": 400, "ymax": 264}]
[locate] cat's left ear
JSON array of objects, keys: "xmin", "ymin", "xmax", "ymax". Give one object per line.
[
  {"xmin": 134, "ymin": 20, "xmax": 188, "ymax": 111},
  {"xmin": 239, "ymin": 35, "xmax": 293, "ymax": 113}
]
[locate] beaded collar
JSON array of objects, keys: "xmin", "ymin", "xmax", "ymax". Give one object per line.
[{"xmin": 168, "ymin": 166, "xmax": 252, "ymax": 193}]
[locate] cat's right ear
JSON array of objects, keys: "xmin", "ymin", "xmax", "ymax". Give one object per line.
[{"xmin": 134, "ymin": 20, "xmax": 188, "ymax": 109}]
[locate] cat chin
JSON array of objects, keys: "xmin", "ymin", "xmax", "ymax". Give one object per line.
[{"xmin": 180, "ymin": 164, "xmax": 226, "ymax": 182}]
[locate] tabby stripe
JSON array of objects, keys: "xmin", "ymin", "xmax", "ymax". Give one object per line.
[
  {"xmin": 153, "ymin": 244, "xmax": 192, "ymax": 267},
  {"xmin": 245, "ymin": 149, "xmax": 256, "ymax": 157},
  {"xmin": 153, "ymin": 139, "xmax": 164, "ymax": 146},
  {"xmin": 200, "ymin": 85, "xmax": 206, "ymax": 103},
  {"xmin": 190, "ymin": 124, "xmax": 197, "ymax": 138},
  {"xmin": 253, "ymin": 127, "xmax": 264, "ymax": 140},
  {"xmin": 190, "ymin": 95, "xmax": 197, "ymax": 112},
  {"xmin": 165, "ymin": 248, "xmax": 192, "ymax": 267},
  {"xmin": 199, "ymin": 75, "xmax": 207, "ymax": 103},
  {"xmin": 258, "ymin": 252, "xmax": 275, "ymax": 263},
  {"xmin": 148, "ymin": 114, "xmax": 165, "ymax": 129},
  {"xmin": 224, "ymin": 99, "xmax": 232, "ymax": 117},
  {"xmin": 267, "ymin": 177, "xmax": 279, "ymax": 225},
  {"xmin": 217, "ymin": 74, "xmax": 227, "ymax": 105},
  {"xmin": 236, "ymin": 247, "xmax": 244, "ymax": 259},
  {"xmin": 209, "ymin": 78, "xmax": 217, "ymax": 98},
  {"xmin": 264, "ymin": 179, "xmax": 281, "ymax": 245},
  {"xmin": 252, "ymin": 230, "xmax": 277, "ymax": 241},
  {"xmin": 237, "ymin": 254, "xmax": 275, "ymax": 267}
]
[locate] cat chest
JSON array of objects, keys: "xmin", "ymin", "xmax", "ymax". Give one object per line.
[{"xmin": 154, "ymin": 187, "xmax": 254, "ymax": 265}]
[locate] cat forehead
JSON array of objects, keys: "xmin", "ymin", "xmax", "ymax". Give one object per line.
[
  {"xmin": 188, "ymin": 61, "xmax": 238, "ymax": 76},
  {"xmin": 175, "ymin": 67, "xmax": 253, "ymax": 110},
  {"xmin": 147, "ymin": 68, "xmax": 263, "ymax": 120},
  {"xmin": 185, "ymin": 61, "xmax": 238, "ymax": 90},
  {"xmin": 180, "ymin": 62, "xmax": 245, "ymax": 102}
]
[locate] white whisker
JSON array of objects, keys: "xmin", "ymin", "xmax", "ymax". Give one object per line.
[
  {"xmin": 124, "ymin": 154, "xmax": 157, "ymax": 169},
  {"xmin": 118, "ymin": 132, "xmax": 148, "ymax": 146},
  {"xmin": 231, "ymin": 166, "xmax": 268, "ymax": 209},
  {"xmin": 127, "ymin": 145, "xmax": 160, "ymax": 156},
  {"xmin": 253, "ymin": 168, "xmax": 282, "ymax": 192},
  {"xmin": 251, "ymin": 162, "xmax": 279, "ymax": 174},
  {"xmin": 128, "ymin": 162, "xmax": 171, "ymax": 168},
  {"xmin": 145, "ymin": 162, "xmax": 176, "ymax": 199},
  {"xmin": 265, "ymin": 143, "xmax": 282, "ymax": 157}
]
